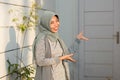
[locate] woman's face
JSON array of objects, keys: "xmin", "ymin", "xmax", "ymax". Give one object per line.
[{"xmin": 50, "ymin": 16, "xmax": 60, "ymax": 33}]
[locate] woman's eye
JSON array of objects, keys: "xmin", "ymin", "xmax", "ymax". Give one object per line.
[{"xmin": 51, "ymin": 21, "xmax": 54, "ymax": 24}]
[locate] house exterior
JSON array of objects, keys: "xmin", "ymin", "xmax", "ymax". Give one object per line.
[{"xmin": 0, "ymin": 0, "xmax": 120, "ymax": 80}]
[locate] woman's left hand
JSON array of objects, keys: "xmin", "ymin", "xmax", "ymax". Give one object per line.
[{"xmin": 77, "ymin": 32, "xmax": 89, "ymax": 41}]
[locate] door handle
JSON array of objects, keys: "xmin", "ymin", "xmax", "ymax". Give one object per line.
[{"xmin": 116, "ymin": 32, "xmax": 119, "ymax": 44}]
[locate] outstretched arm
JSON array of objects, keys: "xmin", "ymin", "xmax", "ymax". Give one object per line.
[{"xmin": 68, "ymin": 32, "xmax": 89, "ymax": 53}]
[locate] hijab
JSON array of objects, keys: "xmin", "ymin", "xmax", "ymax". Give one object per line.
[{"xmin": 39, "ymin": 11, "xmax": 59, "ymax": 42}]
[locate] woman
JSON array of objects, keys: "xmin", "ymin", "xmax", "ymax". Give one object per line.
[{"xmin": 33, "ymin": 11, "xmax": 88, "ymax": 80}]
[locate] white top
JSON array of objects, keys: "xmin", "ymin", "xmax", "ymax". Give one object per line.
[{"xmin": 48, "ymin": 39, "xmax": 66, "ymax": 80}]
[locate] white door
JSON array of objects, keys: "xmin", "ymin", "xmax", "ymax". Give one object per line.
[{"xmin": 79, "ymin": 0, "xmax": 120, "ymax": 80}]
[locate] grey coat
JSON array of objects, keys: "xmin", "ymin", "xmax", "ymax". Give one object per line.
[{"xmin": 34, "ymin": 36, "xmax": 70, "ymax": 80}]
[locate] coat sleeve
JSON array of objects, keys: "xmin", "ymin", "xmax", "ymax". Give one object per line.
[
  {"xmin": 68, "ymin": 38, "xmax": 81, "ymax": 53},
  {"xmin": 35, "ymin": 36, "xmax": 60, "ymax": 66}
]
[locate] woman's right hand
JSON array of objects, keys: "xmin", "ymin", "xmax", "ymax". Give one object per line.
[{"xmin": 59, "ymin": 54, "xmax": 76, "ymax": 62}]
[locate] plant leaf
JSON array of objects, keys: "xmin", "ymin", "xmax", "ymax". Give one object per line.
[{"xmin": 12, "ymin": 18, "xmax": 18, "ymax": 22}]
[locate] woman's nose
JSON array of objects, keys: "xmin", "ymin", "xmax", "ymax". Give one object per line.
[{"xmin": 55, "ymin": 22, "xmax": 59, "ymax": 26}]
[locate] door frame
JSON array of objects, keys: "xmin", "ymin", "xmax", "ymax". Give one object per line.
[
  {"xmin": 113, "ymin": 0, "xmax": 120, "ymax": 80},
  {"xmin": 78, "ymin": 0, "xmax": 85, "ymax": 80}
]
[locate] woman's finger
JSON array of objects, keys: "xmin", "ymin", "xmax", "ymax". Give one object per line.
[{"xmin": 68, "ymin": 57, "xmax": 76, "ymax": 62}]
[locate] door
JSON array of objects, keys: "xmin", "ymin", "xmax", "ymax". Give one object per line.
[{"xmin": 79, "ymin": 0, "xmax": 120, "ymax": 80}]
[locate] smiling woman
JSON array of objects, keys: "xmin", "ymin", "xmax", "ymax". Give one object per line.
[
  {"xmin": 32, "ymin": 11, "xmax": 75, "ymax": 80},
  {"xmin": 32, "ymin": 10, "xmax": 88, "ymax": 80}
]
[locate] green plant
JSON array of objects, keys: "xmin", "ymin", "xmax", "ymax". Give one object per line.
[
  {"xmin": 9, "ymin": 2, "xmax": 40, "ymax": 32},
  {"xmin": 7, "ymin": 60, "xmax": 34, "ymax": 80},
  {"xmin": 7, "ymin": 2, "xmax": 40, "ymax": 80}
]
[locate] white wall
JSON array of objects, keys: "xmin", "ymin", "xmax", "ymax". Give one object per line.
[{"xmin": 0, "ymin": 0, "xmax": 56, "ymax": 80}]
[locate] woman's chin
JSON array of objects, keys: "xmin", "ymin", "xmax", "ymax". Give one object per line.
[{"xmin": 52, "ymin": 30, "xmax": 58, "ymax": 33}]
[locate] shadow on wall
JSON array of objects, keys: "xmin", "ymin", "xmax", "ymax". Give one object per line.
[{"xmin": 5, "ymin": 27, "xmax": 20, "ymax": 79}]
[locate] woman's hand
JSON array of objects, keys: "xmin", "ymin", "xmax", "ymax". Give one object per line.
[
  {"xmin": 59, "ymin": 54, "xmax": 76, "ymax": 62},
  {"xmin": 77, "ymin": 32, "xmax": 89, "ymax": 41}
]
